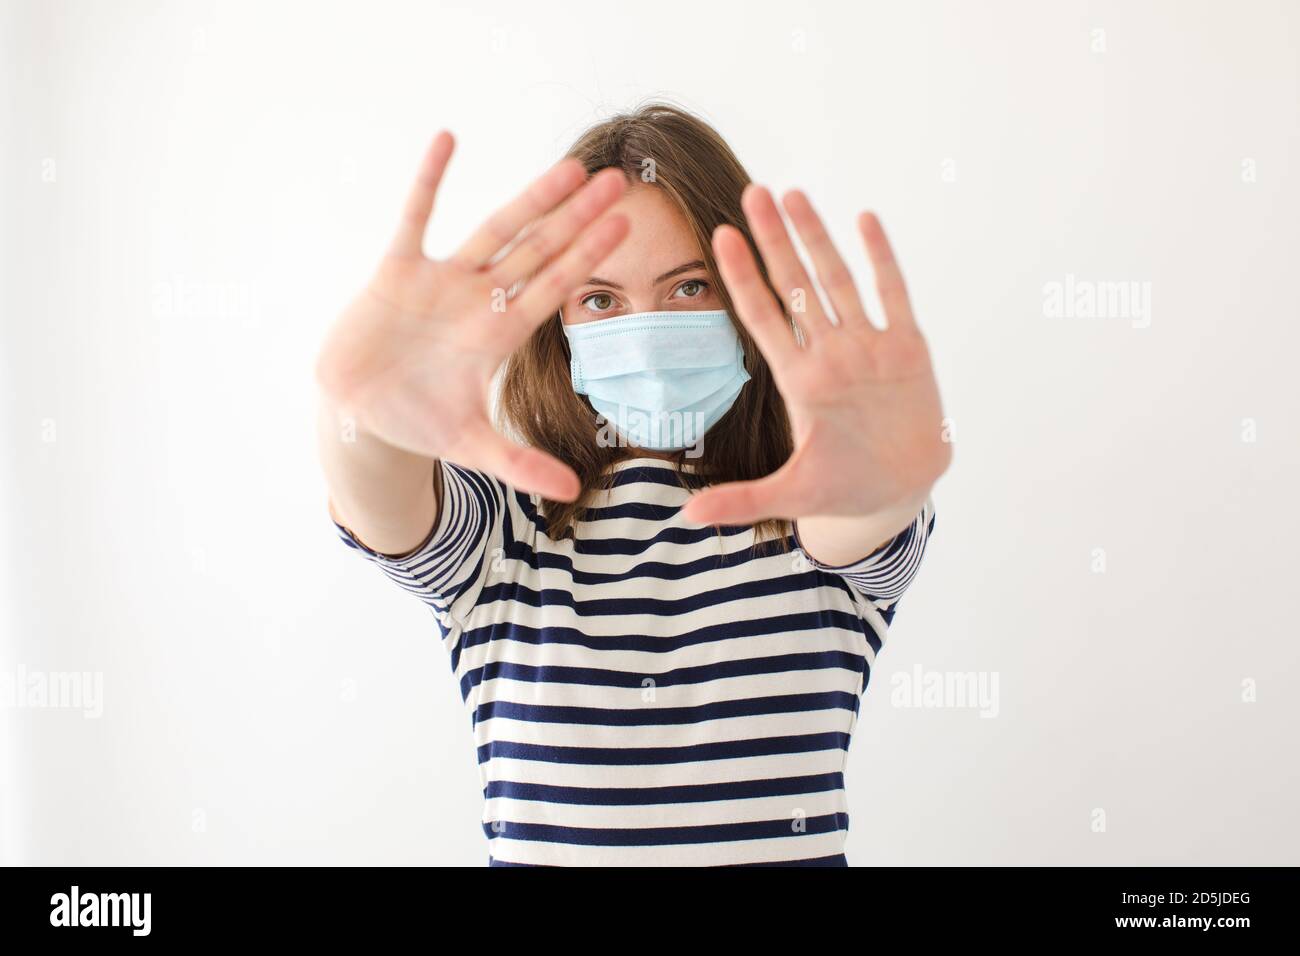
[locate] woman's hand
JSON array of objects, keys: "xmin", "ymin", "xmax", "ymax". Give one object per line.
[
  {"xmin": 316, "ymin": 132, "xmax": 629, "ymax": 502},
  {"xmin": 681, "ymin": 186, "xmax": 951, "ymax": 555}
]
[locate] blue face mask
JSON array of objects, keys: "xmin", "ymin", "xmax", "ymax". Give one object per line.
[{"xmin": 561, "ymin": 309, "xmax": 750, "ymax": 453}]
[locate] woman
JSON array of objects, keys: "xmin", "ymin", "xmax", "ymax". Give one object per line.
[{"xmin": 316, "ymin": 104, "xmax": 950, "ymax": 866}]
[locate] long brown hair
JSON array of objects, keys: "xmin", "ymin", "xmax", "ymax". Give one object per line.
[{"xmin": 498, "ymin": 102, "xmax": 793, "ymax": 543}]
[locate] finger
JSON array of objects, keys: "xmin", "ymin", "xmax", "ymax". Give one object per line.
[
  {"xmin": 449, "ymin": 421, "xmax": 581, "ymax": 502},
  {"xmin": 782, "ymin": 190, "xmax": 871, "ymax": 328},
  {"xmin": 389, "ymin": 131, "xmax": 456, "ymax": 257},
  {"xmin": 451, "ymin": 158, "xmax": 588, "ymax": 269},
  {"xmin": 509, "ymin": 213, "xmax": 630, "ymax": 323},
  {"xmin": 486, "ymin": 167, "xmax": 627, "ymax": 290},
  {"xmin": 858, "ymin": 212, "xmax": 918, "ymax": 334},
  {"xmin": 741, "ymin": 184, "xmax": 832, "ymax": 339},
  {"xmin": 680, "ymin": 468, "xmax": 804, "ymax": 526},
  {"xmin": 712, "ymin": 224, "xmax": 801, "ymax": 374}
]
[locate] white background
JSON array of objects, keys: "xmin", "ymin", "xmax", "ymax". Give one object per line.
[{"xmin": 2, "ymin": 0, "xmax": 1297, "ymax": 865}]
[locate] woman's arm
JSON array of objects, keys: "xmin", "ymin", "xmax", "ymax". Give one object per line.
[
  {"xmin": 316, "ymin": 397, "xmax": 438, "ymax": 557},
  {"xmin": 794, "ymin": 490, "xmax": 929, "ymax": 567}
]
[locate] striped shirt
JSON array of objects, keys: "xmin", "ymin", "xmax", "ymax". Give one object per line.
[{"xmin": 334, "ymin": 456, "xmax": 934, "ymax": 866}]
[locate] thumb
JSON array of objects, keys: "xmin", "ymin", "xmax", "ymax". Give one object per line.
[
  {"xmin": 680, "ymin": 470, "xmax": 802, "ymax": 526},
  {"xmin": 453, "ymin": 425, "xmax": 580, "ymax": 502}
]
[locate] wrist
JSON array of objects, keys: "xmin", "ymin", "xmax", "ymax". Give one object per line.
[{"xmin": 794, "ymin": 489, "xmax": 931, "ymax": 568}]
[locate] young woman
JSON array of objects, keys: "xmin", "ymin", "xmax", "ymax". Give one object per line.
[{"xmin": 316, "ymin": 104, "xmax": 950, "ymax": 866}]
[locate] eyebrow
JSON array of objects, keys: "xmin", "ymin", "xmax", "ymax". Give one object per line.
[{"xmin": 581, "ymin": 259, "xmax": 707, "ymax": 292}]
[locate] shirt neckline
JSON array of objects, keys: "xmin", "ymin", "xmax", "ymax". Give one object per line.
[{"xmin": 606, "ymin": 455, "xmax": 701, "ymax": 474}]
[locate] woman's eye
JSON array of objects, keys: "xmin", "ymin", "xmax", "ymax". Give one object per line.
[
  {"xmin": 581, "ymin": 292, "xmax": 616, "ymax": 312},
  {"xmin": 675, "ymin": 279, "xmax": 708, "ymax": 298}
]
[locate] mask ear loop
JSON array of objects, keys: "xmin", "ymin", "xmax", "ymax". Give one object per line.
[{"xmin": 557, "ymin": 307, "xmax": 586, "ymax": 394}]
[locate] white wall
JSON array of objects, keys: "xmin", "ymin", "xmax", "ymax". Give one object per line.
[{"xmin": 2, "ymin": 0, "xmax": 1296, "ymax": 865}]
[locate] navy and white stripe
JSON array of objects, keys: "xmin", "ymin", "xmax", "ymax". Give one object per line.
[{"xmin": 335, "ymin": 457, "xmax": 934, "ymax": 866}]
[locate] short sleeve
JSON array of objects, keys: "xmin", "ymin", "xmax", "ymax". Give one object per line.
[
  {"xmin": 793, "ymin": 498, "xmax": 935, "ymax": 610},
  {"xmin": 332, "ymin": 461, "xmax": 507, "ymax": 625}
]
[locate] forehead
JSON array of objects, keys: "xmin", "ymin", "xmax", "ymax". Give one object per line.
[{"xmin": 589, "ymin": 182, "xmax": 703, "ymax": 284}]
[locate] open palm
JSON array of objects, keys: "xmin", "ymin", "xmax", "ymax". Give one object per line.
[
  {"xmin": 316, "ymin": 132, "xmax": 629, "ymax": 501},
  {"xmin": 682, "ymin": 187, "xmax": 950, "ymax": 524}
]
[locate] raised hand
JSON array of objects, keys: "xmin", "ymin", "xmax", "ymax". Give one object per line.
[
  {"xmin": 681, "ymin": 186, "xmax": 951, "ymax": 527},
  {"xmin": 316, "ymin": 132, "xmax": 628, "ymax": 501}
]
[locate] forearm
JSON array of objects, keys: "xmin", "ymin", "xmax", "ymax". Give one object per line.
[
  {"xmin": 316, "ymin": 397, "xmax": 438, "ymax": 556},
  {"xmin": 794, "ymin": 489, "xmax": 930, "ymax": 567}
]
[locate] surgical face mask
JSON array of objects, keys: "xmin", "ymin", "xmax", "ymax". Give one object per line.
[{"xmin": 561, "ymin": 309, "xmax": 750, "ymax": 453}]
